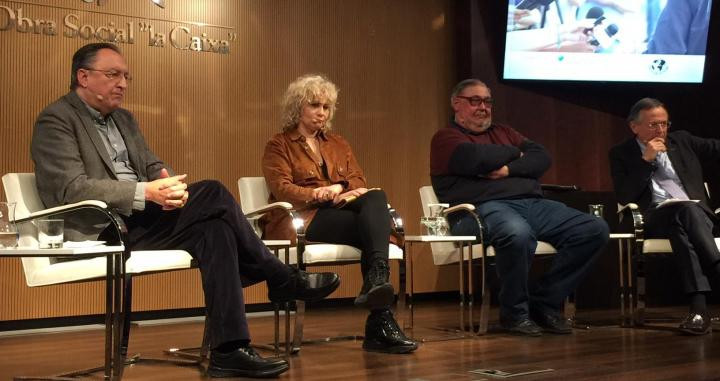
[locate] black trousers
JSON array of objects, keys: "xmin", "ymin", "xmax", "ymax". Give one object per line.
[
  {"xmin": 645, "ymin": 202, "xmax": 720, "ymax": 293},
  {"xmin": 305, "ymin": 190, "xmax": 390, "ymax": 277},
  {"xmin": 122, "ymin": 180, "xmax": 290, "ymax": 348}
]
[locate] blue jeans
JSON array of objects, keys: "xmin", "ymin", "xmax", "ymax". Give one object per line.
[{"xmin": 450, "ymin": 198, "xmax": 609, "ymax": 321}]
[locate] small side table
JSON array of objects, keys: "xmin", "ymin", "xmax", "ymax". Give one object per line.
[
  {"xmin": 403, "ymin": 235, "xmax": 476, "ymax": 341},
  {"xmin": 610, "ymin": 233, "xmax": 636, "ymax": 327},
  {"xmin": 0, "ymin": 245, "xmax": 126, "ymax": 381}
]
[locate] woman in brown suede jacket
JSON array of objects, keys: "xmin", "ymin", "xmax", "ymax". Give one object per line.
[{"xmin": 261, "ymin": 74, "xmax": 416, "ymax": 354}]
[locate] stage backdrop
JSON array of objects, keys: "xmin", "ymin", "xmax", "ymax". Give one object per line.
[{"xmin": 0, "ymin": 0, "xmax": 455, "ymax": 322}]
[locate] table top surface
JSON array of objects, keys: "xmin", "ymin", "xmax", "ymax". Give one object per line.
[
  {"xmin": 0, "ymin": 245, "xmax": 125, "ymax": 257},
  {"xmin": 262, "ymin": 240, "xmax": 291, "ymax": 247},
  {"xmin": 404, "ymin": 235, "xmax": 476, "ymax": 242},
  {"xmin": 0, "ymin": 240, "xmax": 292, "ymax": 257}
]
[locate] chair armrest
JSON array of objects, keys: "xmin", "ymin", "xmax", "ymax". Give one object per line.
[
  {"xmin": 244, "ymin": 201, "xmax": 293, "ymax": 219},
  {"xmin": 541, "ymin": 184, "xmax": 581, "ymax": 192},
  {"xmin": 616, "ymin": 202, "xmax": 639, "ymax": 215},
  {"xmin": 13, "ymin": 199, "xmax": 129, "ymax": 247},
  {"xmin": 444, "ymin": 203, "xmax": 476, "ymax": 216},
  {"xmin": 617, "ymin": 202, "xmax": 644, "ymax": 239},
  {"xmin": 13, "ymin": 200, "xmax": 109, "ymax": 224},
  {"xmin": 388, "ymin": 206, "xmax": 404, "ymax": 235}
]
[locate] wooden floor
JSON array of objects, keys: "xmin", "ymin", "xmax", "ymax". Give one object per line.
[{"xmin": 1, "ymin": 302, "xmax": 719, "ymax": 381}]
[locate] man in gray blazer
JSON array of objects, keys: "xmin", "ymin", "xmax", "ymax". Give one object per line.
[{"xmin": 31, "ymin": 43, "xmax": 340, "ymax": 378}]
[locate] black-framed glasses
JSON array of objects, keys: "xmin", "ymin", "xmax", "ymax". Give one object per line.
[
  {"xmin": 84, "ymin": 68, "xmax": 133, "ymax": 83},
  {"xmin": 647, "ymin": 120, "xmax": 671, "ymax": 131},
  {"xmin": 455, "ymin": 95, "xmax": 494, "ymax": 107}
]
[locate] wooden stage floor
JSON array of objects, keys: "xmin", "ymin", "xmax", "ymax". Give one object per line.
[{"xmin": 0, "ymin": 301, "xmax": 718, "ymax": 380}]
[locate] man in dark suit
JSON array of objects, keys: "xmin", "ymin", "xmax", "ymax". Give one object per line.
[
  {"xmin": 31, "ymin": 43, "xmax": 340, "ymax": 378},
  {"xmin": 609, "ymin": 97, "xmax": 720, "ymax": 335}
]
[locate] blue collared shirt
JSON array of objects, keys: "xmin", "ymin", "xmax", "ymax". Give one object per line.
[{"xmin": 83, "ymin": 102, "xmax": 147, "ymax": 211}]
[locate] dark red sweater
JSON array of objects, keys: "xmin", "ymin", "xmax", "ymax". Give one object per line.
[{"xmin": 430, "ymin": 121, "xmax": 551, "ymax": 206}]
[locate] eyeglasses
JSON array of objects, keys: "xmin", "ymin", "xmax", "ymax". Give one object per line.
[
  {"xmin": 84, "ymin": 68, "xmax": 133, "ymax": 83},
  {"xmin": 646, "ymin": 120, "xmax": 671, "ymax": 131},
  {"xmin": 456, "ymin": 95, "xmax": 494, "ymax": 107}
]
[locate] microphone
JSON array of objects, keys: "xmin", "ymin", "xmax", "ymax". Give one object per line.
[
  {"xmin": 585, "ymin": 6, "xmax": 604, "ymax": 19},
  {"xmin": 583, "ymin": 7, "xmax": 605, "ymax": 34},
  {"xmin": 515, "ymin": 0, "xmax": 554, "ymax": 11},
  {"xmin": 589, "ymin": 22, "xmax": 619, "ymax": 50},
  {"xmin": 83, "ymin": 85, "xmax": 105, "ymax": 101}
]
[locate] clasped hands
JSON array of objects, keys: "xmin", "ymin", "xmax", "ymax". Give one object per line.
[
  {"xmin": 312, "ymin": 184, "xmax": 368, "ymax": 205},
  {"xmin": 145, "ymin": 168, "xmax": 189, "ymax": 210}
]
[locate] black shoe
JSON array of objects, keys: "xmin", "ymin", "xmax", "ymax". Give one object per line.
[
  {"xmin": 530, "ymin": 310, "xmax": 572, "ymax": 334},
  {"xmin": 355, "ymin": 261, "xmax": 395, "ymax": 310},
  {"xmin": 362, "ymin": 309, "xmax": 418, "ymax": 354},
  {"xmin": 208, "ymin": 346, "xmax": 289, "ymax": 378},
  {"xmin": 500, "ymin": 317, "xmax": 543, "ymax": 337},
  {"xmin": 678, "ymin": 312, "xmax": 712, "ymax": 335},
  {"xmin": 268, "ymin": 267, "xmax": 340, "ymax": 303}
]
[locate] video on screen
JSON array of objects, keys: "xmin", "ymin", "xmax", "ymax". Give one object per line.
[{"xmin": 503, "ymin": 0, "xmax": 713, "ymax": 83}]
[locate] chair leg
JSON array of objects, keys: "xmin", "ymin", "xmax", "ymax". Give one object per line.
[
  {"xmin": 635, "ymin": 255, "xmax": 646, "ymax": 326},
  {"xmin": 251, "ymin": 302, "xmax": 293, "ymax": 357},
  {"xmin": 120, "ymin": 276, "xmax": 204, "ymax": 369},
  {"xmin": 395, "ymin": 258, "xmax": 407, "ymax": 331},
  {"xmin": 164, "ymin": 314, "xmax": 211, "ymax": 363},
  {"xmin": 477, "ymin": 254, "xmax": 490, "ymax": 335}
]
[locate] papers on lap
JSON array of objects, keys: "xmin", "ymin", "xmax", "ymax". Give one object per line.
[
  {"xmin": 334, "ymin": 188, "xmax": 382, "ymax": 208},
  {"xmin": 656, "ymin": 199, "xmax": 699, "ymax": 208}
]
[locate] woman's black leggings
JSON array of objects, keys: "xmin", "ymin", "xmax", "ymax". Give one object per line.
[{"xmin": 305, "ymin": 189, "xmax": 391, "ymax": 276}]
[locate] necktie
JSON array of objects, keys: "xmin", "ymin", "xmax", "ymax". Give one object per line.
[{"xmin": 654, "ymin": 152, "xmax": 689, "ymax": 200}]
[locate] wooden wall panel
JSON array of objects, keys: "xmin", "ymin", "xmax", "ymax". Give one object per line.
[{"xmin": 0, "ymin": 0, "xmax": 455, "ymax": 321}]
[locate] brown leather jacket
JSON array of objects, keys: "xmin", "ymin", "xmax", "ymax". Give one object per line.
[{"xmin": 261, "ymin": 128, "xmax": 367, "ymax": 242}]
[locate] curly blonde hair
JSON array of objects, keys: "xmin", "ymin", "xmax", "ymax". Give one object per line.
[{"xmin": 281, "ymin": 74, "xmax": 339, "ymax": 132}]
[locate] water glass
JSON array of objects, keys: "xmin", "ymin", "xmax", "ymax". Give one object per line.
[
  {"xmin": 588, "ymin": 204, "xmax": 604, "ymax": 218},
  {"xmin": 37, "ymin": 219, "xmax": 64, "ymax": 249},
  {"xmin": 0, "ymin": 202, "xmax": 18, "ymax": 249},
  {"xmin": 421, "ymin": 202, "xmax": 450, "ymax": 236}
]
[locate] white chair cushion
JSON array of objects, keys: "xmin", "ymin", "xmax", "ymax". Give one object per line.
[
  {"xmin": 643, "ymin": 237, "xmax": 720, "ymax": 254},
  {"xmin": 126, "ymin": 250, "xmax": 194, "ymax": 274},
  {"xmin": 273, "ymin": 244, "xmax": 403, "ymax": 265},
  {"xmin": 642, "ymin": 239, "xmax": 673, "ymax": 253},
  {"xmin": 430, "ymin": 240, "xmax": 557, "ymax": 266},
  {"xmin": 23, "ymin": 250, "xmax": 194, "ymax": 287}
]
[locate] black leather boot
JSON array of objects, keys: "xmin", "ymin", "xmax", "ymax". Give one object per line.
[
  {"xmin": 354, "ymin": 260, "xmax": 394, "ymax": 309},
  {"xmin": 362, "ymin": 309, "xmax": 418, "ymax": 354}
]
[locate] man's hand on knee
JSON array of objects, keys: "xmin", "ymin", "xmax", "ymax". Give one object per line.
[{"xmin": 145, "ymin": 173, "xmax": 189, "ymax": 210}]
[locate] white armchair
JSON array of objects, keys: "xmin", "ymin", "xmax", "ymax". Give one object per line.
[
  {"xmin": 238, "ymin": 177, "xmax": 405, "ymax": 353},
  {"xmin": 419, "ymin": 185, "xmax": 565, "ymax": 335},
  {"xmin": 2, "ymin": 173, "xmax": 206, "ymax": 378},
  {"xmin": 617, "ymin": 202, "xmax": 720, "ymax": 329}
]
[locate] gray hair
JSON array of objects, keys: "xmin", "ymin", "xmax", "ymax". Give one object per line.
[
  {"xmin": 627, "ymin": 97, "xmax": 666, "ymax": 123},
  {"xmin": 450, "ymin": 79, "xmax": 489, "ymax": 107},
  {"xmin": 281, "ymin": 74, "xmax": 339, "ymax": 132}
]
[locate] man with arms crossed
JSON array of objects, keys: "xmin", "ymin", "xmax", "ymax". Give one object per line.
[
  {"xmin": 430, "ymin": 79, "xmax": 609, "ymax": 336},
  {"xmin": 31, "ymin": 43, "xmax": 340, "ymax": 378},
  {"xmin": 609, "ymin": 97, "xmax": 720, "ymax": 335}
]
